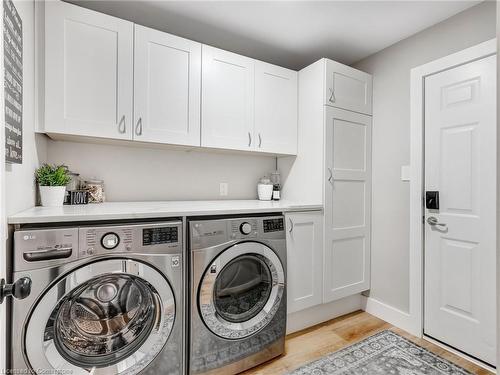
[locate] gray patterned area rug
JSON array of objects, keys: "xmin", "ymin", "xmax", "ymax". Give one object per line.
[{"xmin": 288, "ymin": 330, "xmax": 472, "ymax": 375}]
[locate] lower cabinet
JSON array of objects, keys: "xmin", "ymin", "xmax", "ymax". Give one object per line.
[
  {"xmin": 286, "ymin": 211, "xmax": 323, "ymax": 313},
  {"xmin": 286, "ymin": 208, "xmax": 370, "ymax": 315}
]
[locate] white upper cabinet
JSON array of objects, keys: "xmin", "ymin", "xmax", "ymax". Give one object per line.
[
  {"xmin": 134, "ymin": 25, "xmax": 201, "ymax": 146},
  {"xmin": 201, "ymin": 46, "xmax": 255, "ymax": 151},
  {"xmin": 286, "ymin": 211, "xmax": 323, "ymax": 313},
  {"xmin": 255, "ymin": 61, "xmax": 297, "ymax": 155},
  {"xmin": 42, "ymin": 2, "xmax": 298, "ymax": 154},
  {"xmin": 324, "ymin": 60, "xmax": 372, "ymax": 115},
  {"xmin": 323, "ymin": 107, "xmax": 371, "ymax": 302},
  {"xmin": 44, "ymin": 1, "xmax": 134, "ymax": 139}
]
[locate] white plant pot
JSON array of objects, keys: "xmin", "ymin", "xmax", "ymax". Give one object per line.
[{"xmin": 39, "ymin": 186, "xmax": 66, "ymax": 207}]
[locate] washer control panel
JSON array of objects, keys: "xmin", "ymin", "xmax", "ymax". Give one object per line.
[{"xmin": 80, "ymin": 221, "xmax": 182, "ymax": 258}]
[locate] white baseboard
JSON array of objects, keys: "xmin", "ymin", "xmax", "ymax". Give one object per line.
[
  {"xmin": 361, "ymin": 296, "xmax": 416, "ymax": 335},
  {"xmin": 286, "ymin": 294, "xmax": 363, "ymax": 334}
]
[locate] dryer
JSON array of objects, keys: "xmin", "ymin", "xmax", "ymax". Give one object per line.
[
  {"xmin": 189, "ymin": 215, "xmax": 286, "ymax": 374},
  {"xmin": 10, "ymin": 221, "xmax": 184, "ymax": 375}
]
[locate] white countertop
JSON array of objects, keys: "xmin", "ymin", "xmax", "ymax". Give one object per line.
[{"xmin": 8, "ymin": 200, "xmax": 323, "ymax": 224}]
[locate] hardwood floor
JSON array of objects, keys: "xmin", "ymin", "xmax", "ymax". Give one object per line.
[{"xmin": 243, "ymin": 311, "xmax": 493, "ymax": 375}]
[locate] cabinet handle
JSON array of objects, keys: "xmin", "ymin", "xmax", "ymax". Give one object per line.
[
  {"xmin": 248, "ymin": 132, "xmax": 252, "ymax": 147},
  {"xmin": 135, "ymin": 117, "xmax": 143, "ymax": 136},
  {"xmin": 288, "ymin": 218, "xmax": 294, "ymax": 233},
  {"xmin": 327, "ymin": 167, "xmax": 333, "ymax": 184},
  {"xmin": 118, "ymin": 115, "xmax": 126, "ymax": 134},
  {"xmin": 328, "ymin": 88, "xmax": 336, "ymax": 103},
  {"xmin": 258, "ymin": 133, "xmax": 262, "ymax": 148}
]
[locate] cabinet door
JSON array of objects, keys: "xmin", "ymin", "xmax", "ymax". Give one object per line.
[
  {"xmin": 286, "ymin": 211, "xmax": 323, "ymax": 313},
  {"xmin": 324, "ymin": 107, "xmax": 371, "ymax": 302},
  {"xmin": 255, "ymin": 61, "xmax": 297, "ymax": 155},
  {"xmin": 324, "ymin": 60, "xmax": 372, "ymax": 115},
  {"xmin": 134, "ymin": 25, "xmax": 201, "ymax": 146},
  {"xmin": 201, "ymin": 45, "xmax": 255, "ymax": 151},
  {"xmin": 45, "ymin": 1, "xmax": 133, "ymax": 139}
]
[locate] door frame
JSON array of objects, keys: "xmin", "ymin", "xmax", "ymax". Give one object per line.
[
  {"xmin": 0, "ymin": 0, "xmax": 6, "ymax": 370},
  {"xmin": 409, "ymin": 38, "xmax": 496, "ymax": 338}
]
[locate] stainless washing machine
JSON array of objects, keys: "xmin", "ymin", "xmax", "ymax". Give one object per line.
[
  {"xmin": 189, "ymin": 215, "xmax": 286, "ymax": 374},
  {"xmin": 10, "ymin": 221, "xmax": 184, "ymax": 375}
]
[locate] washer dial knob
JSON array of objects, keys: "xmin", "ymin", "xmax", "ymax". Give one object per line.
[
  {"xmin": 240, "ymin": 222, "xmax": 252, "ymax": 235},
  {"xmin": 101, "ymin": 232, "xmax": 120, "ymax": 250}
]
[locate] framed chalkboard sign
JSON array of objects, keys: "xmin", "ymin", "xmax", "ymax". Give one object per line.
[{"xmin": 4, "ymin": 0, "xmax": 23, "ymax": 164}]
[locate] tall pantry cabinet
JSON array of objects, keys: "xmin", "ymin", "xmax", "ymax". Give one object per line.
[{"xmin": 280, "ymin": 59, "xmax": 372, "ymax": 311}]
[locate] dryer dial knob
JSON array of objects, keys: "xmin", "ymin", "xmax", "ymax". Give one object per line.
[{"xmin": 240, "ymin": 222, "xmax": 252, "ymax": 235}]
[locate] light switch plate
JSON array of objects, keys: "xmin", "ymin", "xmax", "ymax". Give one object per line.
[
  {"xmin": 401, "ymin": 165, "xmax": 410, "ymax": 181},
  {"xmin": 219, "ymin": 183, "xmax": 228, "ymax": 196}
]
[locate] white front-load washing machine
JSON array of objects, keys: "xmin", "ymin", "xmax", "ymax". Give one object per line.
[
  {"xmin": 10, "ymin": 221, "xmax": 184, "ymax": 375},
  {"xmin": 189, "ymin": 215, "xmax": 287, "ymax": 374}
]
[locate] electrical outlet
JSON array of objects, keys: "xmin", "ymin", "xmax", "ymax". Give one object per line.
[{"xmin": 219, "ymin": 183, "xmax": 228, "ymax": 196}]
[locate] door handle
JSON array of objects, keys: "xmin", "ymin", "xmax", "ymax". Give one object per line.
[
  {"xmin": 135, "ymin": 117, "xmax": 143, "ymax": 136},
  {"xmin": 0, "ymin": 277, "xmax": 32, "ymax": 304},
  {"xmin": 288, "ymin": 218, "xmax": 294, "ymax": 233},
  {"xmin": 248, "ymin": 132, "xmax": 252, "ymax": 147},
  {"xmin": 427, "ymin": 217, "xmax": 446, "ymax": 227},
  {"xmin": 327, "ymin": 167, "xmax": 333, "ymax": 184},
  {"xmin": 118, "ymin": 115, "xmax": 126, "ymax": 134},
  {"xmin": 258, "ymin": 133, "xmax": 262, "ymax": 148}
]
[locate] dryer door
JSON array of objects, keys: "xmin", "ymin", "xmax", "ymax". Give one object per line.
[
  {"xmin": 24, "ymin": 259, "xmax": 175, "ymax": 375},
  {"xmin": 198, "ymin": 242, "xmax": 285, "ymax": 339}
]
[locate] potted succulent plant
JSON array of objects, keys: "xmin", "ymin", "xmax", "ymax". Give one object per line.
[{"xmin": 35, "ymin": 164, "xmax": 71, "ymax": 207}]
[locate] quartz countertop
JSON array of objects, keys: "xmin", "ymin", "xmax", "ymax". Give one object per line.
[{"xmin": 8, "ymin": 200, "xmax": 323, "ymax": 224}]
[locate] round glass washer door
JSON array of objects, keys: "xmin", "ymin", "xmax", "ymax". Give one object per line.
[
  {"xmin": 198, "ymin": 242, "xmax": 285, "ymax": 339},
  {"xmin": 24, "ymin": 259, "xmax": 175, "ymax": 375}
]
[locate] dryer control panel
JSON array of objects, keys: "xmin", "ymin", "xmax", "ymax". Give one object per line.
[{"xmin": 190, "ymin": 215, "xmax": 285, "ymax": 250}]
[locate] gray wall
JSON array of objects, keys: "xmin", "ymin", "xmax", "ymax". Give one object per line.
[
  {"xmin": 46, "ymin": 141, "xmax": 275, "ymax": 201},
  {"xmin": 353, "ymin": 1, "xmax": 496, "ymax": 313},
  {"xmin": 5, "ymin": 0, "xmax": 47, "ymax": 216}
]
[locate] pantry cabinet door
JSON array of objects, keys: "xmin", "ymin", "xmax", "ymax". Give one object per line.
[
  {"xmin": 134, "ymin": 25, "xmax": 201, "ymax": 146},
  {"xmin": 255, "ymin": 61, "xmax": 297, "ymax": 155},
  {"xmin": 286, "ymin": 211, "xmax": 323, "ymax": 313},
  {"xmin": 324, "ymin": 60, "xmax": 372, "ymax": 115},
  {"xmin": 323, "ymin": 107, "xmax": 371, "ymax": 302},
  {"xmin": 201, "ymin": 45, "xmax": 255, "ymax": 151},
  {"xmin": 45, "ymin": 1, "xmax": 133, "ymax": 139}
]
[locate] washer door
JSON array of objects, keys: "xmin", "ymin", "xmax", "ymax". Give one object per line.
[
  {"xmin": 25, "ymin": 259, "xmax": 175, "ymax": 375},
  {"xmin": 198, "ymin": 242, "xmax": 285, "ymax": 339}
]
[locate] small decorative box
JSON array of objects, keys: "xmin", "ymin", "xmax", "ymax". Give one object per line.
[{"xmin": 69, "ymin": 190, "xmax": 89, "ymax": 205}]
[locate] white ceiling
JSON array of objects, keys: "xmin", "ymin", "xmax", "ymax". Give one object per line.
[{"xmin": 70, "ymin": 0, "xmax": 481, "ymax": 70}]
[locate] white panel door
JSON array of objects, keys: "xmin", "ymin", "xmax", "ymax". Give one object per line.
[
  {"xmin": 286, "ymin": 211, "xmax": 323, "ymax": 313},
  {"xmin": 323, "ymin": 107, "xmax": 371, "ymax": 303},
  {"xmin": 255, "ymin": 61, "xmax": 297, "ymax": 155},
  {"xmin": 44, "ymin": 1, "xmax": 133, "ymax": 139},
  {"xmin": 424, "ymin": 55, "xmax": 496, "ymax": 365},
  {"xmin": 134, "ymin": 25, "xmax": 201, "ymax": 146},
  {"xmin": 201, "ymin": 45, "xmax": 255, "ymax": 151},
  {"xmin": 325, "ymin": 60, "xmax": 372, "ymax": 115}
]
